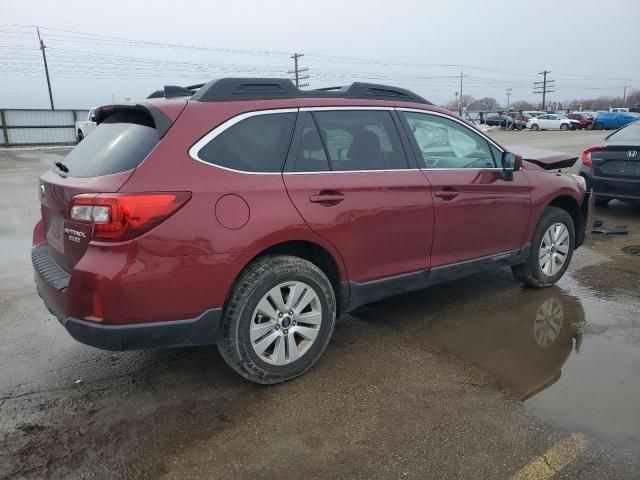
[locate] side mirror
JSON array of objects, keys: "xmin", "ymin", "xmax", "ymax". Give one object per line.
[{"xmin": 501, "ymin": 152, "xmax": 523, "ymax": 180}]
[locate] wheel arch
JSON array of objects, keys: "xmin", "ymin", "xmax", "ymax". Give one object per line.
[
  {"xmin": 546, "ymin": 194, "xmax": 585, "ymax": 247},
  {"xmin": 231, "ymin": 240, "xmax": 348, "ymax": 316}
]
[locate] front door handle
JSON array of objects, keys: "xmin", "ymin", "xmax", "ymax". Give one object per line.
[
  {"xmin": 310, "ymin": 191, "xmax": 345, "ymax": 205},
  {"xmin": 434, "ymin": 189, "xmax": 459, "ymax": 200}
]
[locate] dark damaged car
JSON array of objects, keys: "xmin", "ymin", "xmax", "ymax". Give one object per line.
[{"xmin": 579, "ymin": 120, "xmax": 640, "ymax": 205}]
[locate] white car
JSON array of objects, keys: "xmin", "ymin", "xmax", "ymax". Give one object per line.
[
  {"xmin": 522, "ymin": 110, "xmax": 546, "ymax": 118},
  {"xmin": 526, "ymin": 113, "xmax": 580, "ymax": 131},
  {"xmin": 75, "ymin": 108, "xmax": 98, "ymax": 142}
]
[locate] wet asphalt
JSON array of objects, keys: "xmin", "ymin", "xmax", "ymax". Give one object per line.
[{"xmin": 1, "ymin": 131, "xmax": 639, "ymax": 479}]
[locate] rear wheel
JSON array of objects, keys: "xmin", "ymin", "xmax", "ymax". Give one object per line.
[
  {"xmin": 530, "ymin": 124, "xmax": 540, "ymax": 131},
  {"xmin": 76, "ymin": 130, "xmax": 84, "ymax": 143},
  {"xmin": 218, "ymin": 255, "xmax": 336, "ymax": 384},
  {"xmin": 560, "ymin": 123, "xmax": 569, "ymax": 131},
  {"xmin": 512, "ymin": 207, "xmax": 575, "ymax": 288}
]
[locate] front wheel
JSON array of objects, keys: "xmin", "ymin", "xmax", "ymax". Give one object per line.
[
  {"xmin": 594, "ymin": 123, "xmax": 604, "ymax": 130},
  {"xmin": 218, "ymin": 255, "xmax": 336, "ymax": 384},
  {"xmin": 76, "ymin": 130, "xmax": 84, "ymax": 143},
  {"xmin": 560, "ymin": 123, "xmax": 569, "ymax": 131},
  {"xmin": 512, "ymin": 207, "xmax": 575, "ymax": 288},
  {"xmin": 530, "ymin": 124, "xmax": 540, "ymax": 131}
]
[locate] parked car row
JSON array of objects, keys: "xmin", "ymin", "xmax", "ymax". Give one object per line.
[{"xmin": 482, "ymin": 110, "xmax": 639, "ymax": 132}]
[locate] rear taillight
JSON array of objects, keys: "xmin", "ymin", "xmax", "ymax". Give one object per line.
[
  {"xmin": 581, "ymin": 145, "xmax": 604, "ymax": 168},
  {"xmin": 68, "ymin": 192, "xmax": 191, "ymax": 241}
]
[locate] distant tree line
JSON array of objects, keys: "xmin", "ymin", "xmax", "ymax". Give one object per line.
[{"xmin": 444, "ymin": 88, "xmax": 640, "ymax": 112}]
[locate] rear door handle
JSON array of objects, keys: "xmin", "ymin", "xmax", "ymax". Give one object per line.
[
  {"xmin": 434, "ymin": 189, "xmax": 459, "ymax": 199},
  {"xmin": 310, "ymin": 191, "xmax": 345, "ymax": 205}
]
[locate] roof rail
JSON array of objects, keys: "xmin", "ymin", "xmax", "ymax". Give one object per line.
[{"xmin": 189, "ymin": 78, "xmax": 431, "ymax": 104}]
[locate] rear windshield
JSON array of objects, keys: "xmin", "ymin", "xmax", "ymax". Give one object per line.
[
  {"xmin": 61, "ymin": 111, "xmax": 159, "ymax": 177},
  {"xmin": 608, "ymin": 122, "xmax": 640, "ymax": 143}
]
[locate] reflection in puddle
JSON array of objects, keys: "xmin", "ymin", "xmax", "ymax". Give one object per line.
[{"xmin": 350, "ymin": 270, "xmax": 640, "ymax": 452}]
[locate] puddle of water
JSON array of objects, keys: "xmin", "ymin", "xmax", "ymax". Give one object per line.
[{"xmin": 353, "ymin": 263, "xmax": 640, "ymax": 453}]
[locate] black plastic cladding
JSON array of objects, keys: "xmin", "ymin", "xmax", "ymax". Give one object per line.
[{"xmin": 188, "ymin": 78, "xmax": 432, "ymax": 104}]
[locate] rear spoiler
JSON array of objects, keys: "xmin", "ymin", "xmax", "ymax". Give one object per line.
[{"xmin": 93, "ymin": 103, "xmax": 174, "ymax": 138}]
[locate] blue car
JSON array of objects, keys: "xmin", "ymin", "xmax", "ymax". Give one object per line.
[{"xmin": 592, "ymin": 111, "xmax": 640, "ymax": 130}]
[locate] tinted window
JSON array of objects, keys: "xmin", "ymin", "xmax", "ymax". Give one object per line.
[
  {"xmin": 61, "ymin": 112, "xmax": 159, "ymax": 178},
  {"xmin": 313, "ymin": 110, "xmax": 408, "ymax": 171},
  {"xmin": 292, "ymin": 113, "xmax": 330, "ymax": 172},
  {"xmin": 198, "ymin": 112, "xmax": 296, "ymax": 172},
  {"xmin": 607, "ymin": 122, "xmax": 640, "ymax": 142},
  {"xmin": 402, "ymin": 111, "xmax": 496, "ymax": 169}
]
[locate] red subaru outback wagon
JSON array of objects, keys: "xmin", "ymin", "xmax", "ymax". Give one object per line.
[{"xmin": 33, "ymin": 78, "xmax": 593, "ymax": 384}]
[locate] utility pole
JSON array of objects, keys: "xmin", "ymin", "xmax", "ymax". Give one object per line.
[
  {"xmin": 288, "ymin": 53, "xmax": 309, "ymax": 88},
  {"xmin": 37, "ymin": 26, "xmax": 54, "ymax": 110},
  {"xmin": 623, "ymin": 80, "xmax": 627, "ymax": 106},
  {"xmin": 533, "ymin": 70, "xmax": 554, "ymax": 111},
  {"xmin": 459, "ymin": 65, "xmax": 464, "ymax": 116},
  {"xmin": 506, "ymin": 88, "xmax": 512, "ymax": 110}
]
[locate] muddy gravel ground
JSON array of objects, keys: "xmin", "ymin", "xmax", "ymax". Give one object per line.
[{"xmin": 1, "ymin": 132, "xmax": 639, "ymax": 479}]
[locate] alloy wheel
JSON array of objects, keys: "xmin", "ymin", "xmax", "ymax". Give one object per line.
[
  {"xmin": 250, "ymin": 281, "xmax": 323, "ymax": 365},
  {"xmin": 538, "ymin": 223, "xmax": 570, "ymax": 276}
]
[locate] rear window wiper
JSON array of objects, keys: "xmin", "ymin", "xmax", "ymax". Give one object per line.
[{"xmin": 55, "ymin": 161, "xmax": 70, "ymax": 173}]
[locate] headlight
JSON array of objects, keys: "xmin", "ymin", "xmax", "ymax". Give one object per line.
[{"xmin": 568, "ymin": 173, "xmax": 586, "ymax": 190}]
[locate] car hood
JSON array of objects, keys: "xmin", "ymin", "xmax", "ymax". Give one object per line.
[{"xmin": 504, "ymin": 145, "xmax": 578, "ymax": 170}]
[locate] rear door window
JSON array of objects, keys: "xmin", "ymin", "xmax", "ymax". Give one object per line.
[
  {"xmin": 312, "ymin": 110, "xmax": 408, "ymax": 171},
  {"xmin": 60, "ymin": 111, "xmax": 159, "ymax": 178},
  {"xmin": 292, "ymin": 113, "xmax": 331, "ymax": 172},
  {"xmin": 197, "ymin": 112, "xmax": 296, "ymax": 172}
]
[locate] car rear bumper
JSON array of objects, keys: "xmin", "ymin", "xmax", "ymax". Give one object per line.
[
  {"xmin": 59, "ymin": 310, "xmax": 221, "ymax": 351},
  {"xmin": 32, "ymin": 243, "xmax": 222, "ymax": 351},
  {"xmin": 580, "ymin": 167, "xmax": 640, "ymax": 200}
]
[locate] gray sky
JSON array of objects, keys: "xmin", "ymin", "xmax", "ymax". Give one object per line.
[{"xmin": 1, "ymin": 0, "xmax": 639, "ymax": 109}]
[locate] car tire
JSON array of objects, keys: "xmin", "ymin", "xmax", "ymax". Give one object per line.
[
  {"xmin": 595, "ymin": 196, "xmax": 610, "ymax": 207},
  {"xmin": 218, "ymin": 255, "xmax": 336, "ymax": 384},
  {"xmin": 77, "ymin": 130, "xmax": 84, "ymax": 143},
  {"xmin": 512, "ymin": 207, "xmax": 575, "ymax": 288},
  {"xmin": 560, "ymin": 123, "xmax": 569, "ymax": 131},
  {"xmin": 530, "ymin": 124, "xmax": 539, "ymax": 131},
  {"xmin": 594, "ymin": 123, "xmax": 604, "ymax": 130}
]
